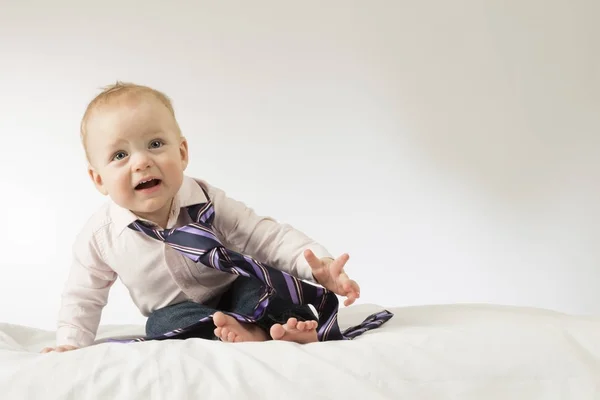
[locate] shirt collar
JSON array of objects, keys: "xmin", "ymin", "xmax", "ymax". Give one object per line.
[{"xmin": 109, "ymin": 175, "xmax": 208, "ymax": 236}]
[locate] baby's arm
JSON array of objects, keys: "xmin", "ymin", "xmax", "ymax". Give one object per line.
[
  {"xmin": 42, "ymin": 230, "xmax": 116, "ymax": 352},
  {"xmin": 205, "ymin": 181, "xmax": 333, "ymax": 281}
]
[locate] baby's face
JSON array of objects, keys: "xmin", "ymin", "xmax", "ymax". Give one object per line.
[{"xmin": 85, "ymin": 95, "xmax": 188, "ymax": 225}]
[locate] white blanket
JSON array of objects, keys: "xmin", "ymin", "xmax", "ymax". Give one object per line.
[{"xmin": 1, "ymin": 304, "xmax": 599, "ymax": 399}]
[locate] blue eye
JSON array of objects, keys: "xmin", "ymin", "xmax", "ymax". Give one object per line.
[
  {"xmin": 113, "ymin": 151, "xmax": 127, "ymax": 161},
  {"xmin": 149, "ymin": 140, "xmax": 163, "ymax": 149}
]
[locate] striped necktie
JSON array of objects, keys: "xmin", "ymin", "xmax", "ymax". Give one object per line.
[{"xmin": 127, "ymin": 200, "xmax": 393, "ymax": 342}]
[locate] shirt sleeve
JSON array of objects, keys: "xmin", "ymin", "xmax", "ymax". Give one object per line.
[
  {"xmin": 56, "ymin": 228, "xmax": 117, "ymax": 348},
  {"xmin": 204, "ymin": 181, "xmax": 333, "ymax": 281}
]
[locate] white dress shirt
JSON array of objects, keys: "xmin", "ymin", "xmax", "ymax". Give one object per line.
[{"xmin": 57, "ymin": 176, "xmax": 332, "ymax": 348}]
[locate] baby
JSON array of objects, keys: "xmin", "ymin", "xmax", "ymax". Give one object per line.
[{"xmin": 42, "ymin": 82, "xmax": 360, "ymax": 352}]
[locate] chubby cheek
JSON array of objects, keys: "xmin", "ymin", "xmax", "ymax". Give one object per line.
[
  {"xmin": 161, "ymin": 158, "xmax": 185, "ymax": 185},
  {"xmin": 107, "ymin": 169, "xmax": 134, "ymax": 203}
]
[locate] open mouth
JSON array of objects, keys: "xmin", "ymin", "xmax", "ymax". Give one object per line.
[{"xmin": 135, "ymin": 179, "xmax": 162, "ymax": 190}]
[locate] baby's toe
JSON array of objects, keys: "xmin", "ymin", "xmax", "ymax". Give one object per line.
[
  {"xmin": 213, "ymin": 312, "xmax": 227, "ymax": 327},
  {"xmin": 270, "ymin": 324, "xmax": 286, "ymax": 340},
  {"xmin": 221, "ymin": 327, "xmax": 231, "ymax": 339},
  {"xmin": 286, "ymin": 318, "xmax": 298, "ymax": 329}
]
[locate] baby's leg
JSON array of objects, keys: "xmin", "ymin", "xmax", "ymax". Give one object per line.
[
  {"xmin": 213, "ymin": 312, "xmax": 269, "ymax": 343},
  {"xmin": 147, "ymin": 300, "xmax": 269, "ymax": 343},
  {"xmin": 258, "ymin": 290, "xmax": 320, "ymax": 344},
  {"xmin": 223, "ymin": 276, "xmax": 319, "ymax": 344},
  {"xmin": 213, "ymin": 277, "xmax": 273, "ymax": 342}
]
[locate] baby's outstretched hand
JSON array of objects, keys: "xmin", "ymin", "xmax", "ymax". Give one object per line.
[
  {"xmin": 304, "ymin": 249, "xmax": 361, "ymax": 306},
  {"xmin": 40, "ymin": 345, "xmax": 79, "ymax": 354}
]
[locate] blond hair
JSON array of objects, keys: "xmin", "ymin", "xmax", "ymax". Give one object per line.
[{"xmin": 80, "ymin": 81, "xmax": 181, "ymax": 151}]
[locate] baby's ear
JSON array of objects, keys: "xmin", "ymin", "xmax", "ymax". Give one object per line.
[
  {"xmin": 179, "ymin": 137, "xmax": 189, "ymax": 170},
  {"xmin": 88, "ymin": 166, "xmax": 108, "ymax": 195}
]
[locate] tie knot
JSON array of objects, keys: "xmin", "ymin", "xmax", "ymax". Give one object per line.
[{"xmin": 129, "ymin": 221, "xmax": 169, "ymax": 241}]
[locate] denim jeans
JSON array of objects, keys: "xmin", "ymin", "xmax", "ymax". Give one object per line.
[{"xmin": 146, "ymin": 276, "xmax": 317, "ymax": 340}]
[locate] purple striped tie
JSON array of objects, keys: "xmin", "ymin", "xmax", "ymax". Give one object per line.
[{"xmin": 124, "ymin": 200, "xmax": 393, "ymax": 342}]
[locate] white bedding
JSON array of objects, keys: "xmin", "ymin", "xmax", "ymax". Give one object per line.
[{"xmin": 1, "ymin": 303, "xmax": 599, "ymax": 399}]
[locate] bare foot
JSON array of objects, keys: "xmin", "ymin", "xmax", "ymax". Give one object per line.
[
  {"xmin": 213, "ymin": 312, "xmax": 269, "ymax": 343},
  {"xmin": 270, "ymin": 318, "xmax": 319, "ymax": 344}
]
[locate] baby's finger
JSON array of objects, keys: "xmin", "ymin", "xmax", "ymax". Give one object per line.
[
  {"xmin": 348, "ymin": 279, "xmax": 360, "ymax": 297},
  {"xmin": 304, "ymin": 249, "xmax": 322, "ymax": 270},
  {"xmin": 330, "ymin": 254, "xmax": 349, "ymax": 277},
  {"xmin": 342, "ymin": 277, "xmax": 359, "ymax": 293},
  {"xmin": 40, "ymin": 347, "xmax": 54, "ymax": 354},
  {"xmin": 56, "ymin": 345, "xmax": 77, "ymax": 352},
  {"xmin": 344, "ymin": 292, "xmax": 358, "ymax": 306}
]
